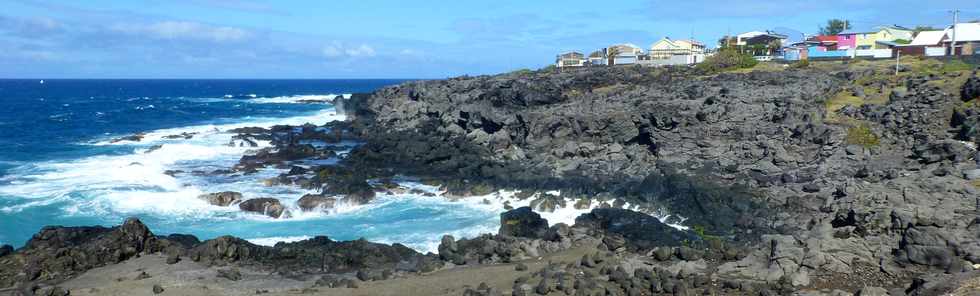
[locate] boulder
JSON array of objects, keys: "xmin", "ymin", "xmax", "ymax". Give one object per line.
[
  {"xmin": 574, "ymin": 208, "xmax": 699, "ymax": 251},
  {"xmin": 499, "ymin": 207, "xmax": 549, "ymax": 239},
  {"xmin": 198, "ymin": 191, "xmax": 243, "ymax": 206},
  {"xmin": 297, "ymin": 194, "xmax": 336, "ymax": 211},
  {"xmin": 239, "ymin": 198, "xmax": 289, "ymax": 218},
  {"xmin": 963, "ymin": 71, "xmax": 980, "ymax": 101},
  {"xmin": 0, "ymin": 244, "xmax": 12, "ymax": 257}
]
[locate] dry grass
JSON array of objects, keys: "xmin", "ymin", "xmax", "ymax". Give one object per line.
[
  {"xmin": 824, "ymin": 90, "xmax": 864, "ymax": 123},
  {"xmin": 727, "ymin": 61, "xmax": 787, "ymax": 74},
  {"xmin": 591, "ymin": 84, "xmax": 629, "ymax": 96}
]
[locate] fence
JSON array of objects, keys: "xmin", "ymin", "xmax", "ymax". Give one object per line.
[{"xmin": 855, "ymin": 49, "xmax": 892, "ymax": 58}]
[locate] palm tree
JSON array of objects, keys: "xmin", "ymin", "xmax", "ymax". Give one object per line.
[{"xmin": 606, "ymin": 47, "xmax": 621, "ymax": 66}]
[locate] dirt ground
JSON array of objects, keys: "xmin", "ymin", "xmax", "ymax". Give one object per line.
[{"xmin": 18, "ymin": 244, "xmax": 598, "ymax": 296}]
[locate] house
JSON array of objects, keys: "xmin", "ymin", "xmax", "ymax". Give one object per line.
[
  {"xmin": 607, "ymin": 43, "xmax": 644, "ymax": 65},
  {"xmin": 555, "ymin": 51, "xmax": 586, "ymax": 68},
  {"xmin": 855, "ymin": 25, "xmax": 914, "ymax": 50},
  {"xmin": 837, "ymin": 30, "xmax": 872, "ymax": 50},
  {"xmin": 649, "ymin": 37, "xmax": 705, "ymax": 59},
  {"xmin": 587, "ymin": 50, "xmax": 607, "ymax": 66},
  {"xmin": 811, "ymin": 35, "xmax": 840, "ymax": 50},
  {"xmin": 736, "ymin": 31, "xmax": 787, "ymax": 47},
  {"xmin": 945, "ymin": 23, "xmax": 980, "ymax": 56},
  {"xmin": 736, "ymin": 31, "xmax": 787, "ymax": 58},
  {"xmin": 906, "ymin": 30, "xmax": 949, "ymax": 56}
]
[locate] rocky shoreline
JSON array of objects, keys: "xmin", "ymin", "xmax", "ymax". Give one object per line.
[{"xmin": 4, "ymin": 59, "xmax": 980, "ymax": 295}]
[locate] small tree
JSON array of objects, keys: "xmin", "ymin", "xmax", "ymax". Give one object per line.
[
  {"xmin": 606, "ymin": 47, "xmax": 621, "ymax": 66},
  {"xmin": 819, "ymin": 19, "xmax": 851, "ymax": 35},
  {"xmin": 718, "ymin": 36, "xmax": 736, "ymax": 49},
  {"xmin": 913, "ymin": 25, "xmax": 940, "ymax": 34},
  {"xmin": 767, "ymin": 39, "xmax": 783, "ymax": 55}
]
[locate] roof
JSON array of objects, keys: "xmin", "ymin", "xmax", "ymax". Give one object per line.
[
  {"xmin": 875, "ymin": 40, "xmax": 903, "ymax": 47},
  {"xmin": 879, "ymin": 25, "xmax": 912, "ymax": 31},
  {"xmin": 814, "ymin": 35, "xmax": 838, "ymax": 42},
  {"xmin": 910, "ymin": 30, "xmax": 947, "ymax": 46},
  {"xmin": 558, "ymin": 51, "xmax": 584, "ymax": 59},
  {"xmin": 676, "ymin": 39, "xmax": 704, "ymax": 46},
  {"xmin": 588, "ymin": 50, "xmax": 605, "ymax": 58},
  {"xmin": 839, "ymin": 30, "xmax": 873, "ymax": 35},
  {"xmin": 946, "ymin": 23, "xmax": 980, "ymax": 42}
]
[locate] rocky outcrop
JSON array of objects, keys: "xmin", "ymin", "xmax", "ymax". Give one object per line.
[
  {"xmin": 340, "ymin": 64, "xmax": 980, "ymax": 292},
  {"xmin": 297, "ymin": 194, "xmax": 336, "ymax": 211},
  {"xmin": 574, "ymin": 208, "xmax": 699, "ymax": 251},
  {"xmin": 498, "ymin": 207, "xmax": 549, "ymax": 239},
  {"xmin": 0, "ymin": 218, "xmax": 180, "ymax": 288},
  {"xmin": 238, "ymin": 198, "xmax": 290, "ymax": 219},
  {"xmin": 198, "ymin": 191, "xmax": 243, "ymax": 206}
]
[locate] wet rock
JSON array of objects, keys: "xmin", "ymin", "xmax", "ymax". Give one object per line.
[
  {"xmin": 198, "ymin": 191, "xmax": 243, "ymax": 207},
  {"xmin": 575, "ymin": 208, "xmax": 699, "ymax": 251},
  {"xmin": 239, "ymin": 198, "xmax": 289, "ymax": 218},
  {"xmin": 297, "ymin": 194, "xmax": 336, "ymax": 211},
  {"xmin": 499, "ymin": 207, "xmax": 549, "ymax": 239},
  {"xmin": 110, "ymin": 133, "xmax": 145, "ymax": 143}
]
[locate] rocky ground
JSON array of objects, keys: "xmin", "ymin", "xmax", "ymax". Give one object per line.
[{"xmin": 3, "ymin": 58, "xmax": 980, "ymax": 295}]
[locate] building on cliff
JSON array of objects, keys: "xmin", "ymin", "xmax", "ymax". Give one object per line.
[
  {"xmin": 645, "ymin": 37, "xmax": 706, "ymax": 66},
  {"xmin": 607, "ymin": 43, "xmax": 644, "ymax": 65},
  {"xmin": 555, "ymin": 51, "xmax": 586, "ymax": 68},
  {"xmin": 587, "ymin": 50, "xmax": 607, "ymax": 66}
]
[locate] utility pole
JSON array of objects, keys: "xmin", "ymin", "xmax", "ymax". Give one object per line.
[
  {"xmin": 895, "ymin": 50, "xmax": 901, "ymax": 75},
  {"xmin": 951, "ymin": 9, "xmax": 960, "ymax": 56}
]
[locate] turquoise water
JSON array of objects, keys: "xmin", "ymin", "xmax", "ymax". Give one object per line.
[{"xmin": 0, "ymin": 79, "xmax": 502, "ymax": 252}]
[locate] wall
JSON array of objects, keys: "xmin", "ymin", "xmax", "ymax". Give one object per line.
[
  {"xmin": 807, "ymin": 46, "xmax": 852, "ymax": 58},
  {"xmin": 855, "ymin": 49, "xmax": 892, "ymax": 58},
  {"xmin": 639, "ymin": 54, "xmax": 697, "ymax": 67},
  {"xmin": 925, "ymin": 47, "xmax": 946, "ymax": 57}
]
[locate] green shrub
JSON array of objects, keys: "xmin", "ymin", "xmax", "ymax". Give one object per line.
[
  {"xmin": 791, "ymin": 59, "xmax": 810, "ymax": 68},
  {"xmin": 697, "ymin": 49, "xmax": 758, "ymax": 73},
  {"xmin": 846, "ymin": 123, "xmax": 880, "ymax": 148}
]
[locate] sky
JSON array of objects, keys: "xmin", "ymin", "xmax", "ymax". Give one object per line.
[{"xmin": 0, "ymin": 0, "xmax": 978, "ymax": 79}]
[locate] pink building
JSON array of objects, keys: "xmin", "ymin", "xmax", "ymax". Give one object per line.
[{"xmin": 836, "ymin": 31, "xmax": 861, "ymax": 50}]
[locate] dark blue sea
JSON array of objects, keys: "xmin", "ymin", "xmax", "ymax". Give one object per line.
[{"xmin": 0, "ymin": 79, "xmax": 527, "ymax": 252}]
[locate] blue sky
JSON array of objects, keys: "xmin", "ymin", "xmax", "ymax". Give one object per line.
[{"xmin": 1, "ymin": 0, "xmax": 977, "ymax": 78}]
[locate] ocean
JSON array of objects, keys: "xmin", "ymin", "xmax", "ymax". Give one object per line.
[{"xmin": 0, "ymin": 79, "xmax": 530, "ymax": 253}]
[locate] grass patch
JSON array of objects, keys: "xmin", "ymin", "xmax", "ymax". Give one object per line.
[
  {"xmin": 942, "ymin": 59, "xmax": 975, "ymax": 72},
  {"xmin": 845, "ymin": 122, "xmax": 880, "ymax": 148},
  {"xmin": 972, "ymin": 180, "xmax": 980, "ymax": 188},
  {"xmin": 824, "ymin": 90, "xmax": 864, "ymax": 123}
]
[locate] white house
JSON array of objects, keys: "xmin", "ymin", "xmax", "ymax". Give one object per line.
[
  {"xmin": 555, "ymin": 51, "xmax": 586, "ymax": 68},
  {"xmin": 909, "ymin": 30, "xmax": 948, "ymax": 56},
  {"xmin": 945, "ymin": 23, "xmax": 980, "ymax": 55},
  {"xmin": 646, "ymin": 37, "xmax": 706, "ymax": 65},
  {"xmin": 607, "ymin": 43, "xmax": 644, "ymax": 65}
]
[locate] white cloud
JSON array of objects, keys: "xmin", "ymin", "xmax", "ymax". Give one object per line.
[
  {"xmin": 346, "ymin": 44, "xmax": 375, "ymax": 57},
  {"xmin": 111, "ymin": 21, "xmax": 250, "ymax": 42},
  {"xmin": 321, "ymin": 43, "xmax": 376, "ymax": 59}
]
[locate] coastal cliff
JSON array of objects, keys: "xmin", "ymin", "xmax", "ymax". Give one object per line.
[{"xmin": 3, "ymin": 59, "xmax": 980, "ymax": 295}]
